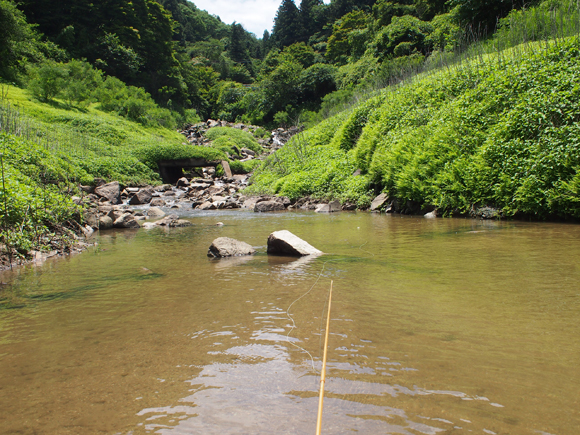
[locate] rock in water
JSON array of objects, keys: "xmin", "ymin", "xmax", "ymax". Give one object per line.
[
  {"xmin": 315, "ymin": 200, "xmax": 341, "ymax": 213},
  {"xmin": 208, "ymin": 237, "xmax": 256, "ymax": 258},
  {"xmin": 254, "ymin": 200, "xmax": 285, "ymax": 212},
  {"xmin": 147, "ymin": 207, "xmax": 166, "ymax": 218},
  {"xmin": 267, "ymin": 230, "xmax": 322, "ymax": 256}
]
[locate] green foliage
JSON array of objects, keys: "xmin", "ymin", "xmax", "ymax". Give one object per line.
[
  {"xmin": 370, "ymin": 15, "xmax": 434, "ymax": 59},
  {"xmin": 0, "ymin": 133, "xmax": 82, "ymax": 253},
  {"xmin": 61, "ymin": 60, "xmax": 103, "ymax": 107},
  {"xmin": 327, "ymin": 10, "xmax": 372, "ymax": 64},
  {"xmin": 205, "ymin": 127, "xmax": 264, "ymax": 155},
  {"xmin": 134, "ymin": 142, "xmax": 226, "ymax": 171},
  {"xmin": 251, "ymin": 34, "xmax": 580, "ymax": 219},
  {"xmin": 27, "ymin": 61, "xmax": 67, "ymax": 101},
  {"xmin": 0, "ymin": 0, "xmax": 47, "ymax": 82},
  {"xmin": 229, "ymin": 159, "xmax": 261, "ymax": 174}
]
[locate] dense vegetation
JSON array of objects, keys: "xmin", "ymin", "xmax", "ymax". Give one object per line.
[{"xmin": 250, "ymin": 27, "xmax": 580, "ymax": 219}]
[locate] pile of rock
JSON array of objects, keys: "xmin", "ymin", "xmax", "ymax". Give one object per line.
[{"xmin": 180, "ymin": 119, "xmax": 302, "ymax": 155}]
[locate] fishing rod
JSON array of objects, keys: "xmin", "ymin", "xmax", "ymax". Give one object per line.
[{"xmin": 316, "ymin": 280, "xmax": 333, "ymax": 435}]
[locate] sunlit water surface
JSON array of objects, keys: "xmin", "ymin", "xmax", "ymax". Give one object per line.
[{"xmin": 1, "ymin": 210, "xmax": 579, "ymax": 435}]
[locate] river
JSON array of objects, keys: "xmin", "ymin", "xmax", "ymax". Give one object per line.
[{"xmin": 0, "ymin": 210, "xmax": 579, "ymax": 434}]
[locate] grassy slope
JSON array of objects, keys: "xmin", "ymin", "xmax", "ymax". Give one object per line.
[
  {"xmin": 1, "ymin": 85, "xmax": 227, "ymax": 185},
  {"xmin": 250, "ymin": 37, "xmax": 580, "ymax": 219}
]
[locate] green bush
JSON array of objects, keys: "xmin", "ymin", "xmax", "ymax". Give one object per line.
[
  {"xmin": 205, "ymin": 127, "xmax": 263, "ymax": 154},
  {"xmin": 27, "ymin": 60, "xmax": 67, "ymax": 101},
  {"xmin": 134, "ymin": 143, "xmax": 226, "ymax": 171},
  {"xmin": 0, "ymin": 133, "xmax": 82, "ymax": 253}
]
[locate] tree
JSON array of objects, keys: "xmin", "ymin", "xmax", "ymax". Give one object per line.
[
  {"xmin": 229, "ymin": 22, "xmax": 250, "ymax": 64},
  {"xmin": 272, "ymin": 0, "xmax": 302, "ymax": 48},
  {"xmin": 327, "ymin": 10, "xmax": 371, "ymax": 64},
  {"xmin": 299, "ymin": 0, "xmax": 323, "ymax": 42},
  {"xmin": 0, "ymin": 0, "xmax": 45, "ymax": 81}
]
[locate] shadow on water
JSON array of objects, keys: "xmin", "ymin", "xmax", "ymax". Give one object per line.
[{"xmin": 0, "ymin": 267, "xmax": 165, "ymax": 310}]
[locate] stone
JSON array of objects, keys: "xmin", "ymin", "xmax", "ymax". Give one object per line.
[
  {"xmin": 424, "ymin": 210, "xmax": 437, "ymax": 219},
  {"xmin": 155, "ymin": 214, "xmax": 192, "ymax": 227},
  {"xmin": 208, "ymin": 237, "xmax": 256, "ymax": 258},
  {"xmin": 99, "ymin": 215, "xmax": 114, "ymax": 230},
  {"xmin": 129, "ymin": 187, "xmax": 154, "ymax": 205},
  {"xmin": 84, "ymin": 209, "xmax": 99, "ymax": 229},
  {"xmin": 242, "ymin": 196, "xmax": 262, "ymax": 209},
  {"xmin": 241, "ymin": 147, "xmax": 256, "ymax": 156},
  {"xmin": 267, "ymin": 230, "xmax": 323, "ymax": 256},
  {"xmin": 95, "ymin": 181, "xmax": 121, "ymax": 205},
  {"xmin": 208, "ymin": 186, "xmax": 225, "ymax": 195},
  {"xmin": 254, "ymin": 200, "xmax": 286, "ymax": 212},
  {"xmin": 113, "ymin": 213, "xmax": 140, "ymax": 229},
  {"xmin": 150, "ymin": 198, "xmax": 166, "ymax": 207},
  {"xmin": 315, "ymin": 200, "xmax": 341, "ymax": 213},
  {"xmin": 154, "ymin": 184, "xmax": 172, "ymax": 192},
  {"xmin": 98, "ymin": 205, "xmax": 114, "ymax": 214},
  {"xmin": 370, "ymin": 193, "xmax": 389, "ymax": 211},
  {"xmin": 220, "ymin": 160, "xmax": 233, "ymax": 178},
  {"xmin": 176, "ymin": 177, "xmax": 190, "ymax": 188},
  {"xmin": 147, "ymin": 207, "xmax": 166, "ymax": 218},
  {"xmin": 198, "ymin": 201, "xmax": 217, "ymax": 210}
]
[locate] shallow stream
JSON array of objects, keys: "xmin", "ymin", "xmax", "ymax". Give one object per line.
[{"xmin": 1, "ymin": 210, "xmax": 579, "ymax": 434}]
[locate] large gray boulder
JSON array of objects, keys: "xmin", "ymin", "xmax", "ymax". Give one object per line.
[
  {"xmin": 267, "ymin": 230, "xmax": 322, "ymax": 256},
  {"xmin": 254, "ymin": 200, "xmax": 285, "ymax": 212},
  {"xmin": 99, "ymin": 215, "xmax": 114, "ymax": 230},
  {"xmin": 113, "ymin": 213, "xmax": 140, "ymax": 229},
  {"xmin": 208, "ymin": 237, "xmax": 256, "ymax": 258},
  {"xmin": 129, "ymin": 187, "xmax": 154, "ymax": 205},
  {"xmin": 95, "ymin": 181, "xmax": 121, "ymax": 205}
]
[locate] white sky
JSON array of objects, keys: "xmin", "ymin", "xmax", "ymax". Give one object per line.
[{"xmin": 190, "ymin": 0, "xmax": 331, "ymax": 37}]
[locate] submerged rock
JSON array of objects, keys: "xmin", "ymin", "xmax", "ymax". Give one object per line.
[
  {"xmin": 254, "ymin": 200, "xmax": 286, "ymax": 212},
  {"xmin": 208, "ymin": 237, "xmax": 256, "ymax": 258},
  {"xmin": 156, "ymin": 214, "xmax": 192, "ymax": 227},
  {"xmin": 267, "ymin": 230, "xmax": 322, "ymax": 256},
  {"xmin": 147, "ymin": 207, "xmax": 166, "ymax": 218},
  {"xmin": 315, "ymin": 200, "xmax": 341, "ymax": 213}
]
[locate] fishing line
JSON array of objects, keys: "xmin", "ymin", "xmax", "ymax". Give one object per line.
[
  {"xmin": 285, "ymin": 260, "xmax": 329, "ymax": 373},
  {"xmin": 285, "ymin": 239, "xmax": 374, "ymax": 374}
]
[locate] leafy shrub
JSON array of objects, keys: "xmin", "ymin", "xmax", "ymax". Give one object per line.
[
  {"xmin": 205, "ymin": 127, "xmax": 263, "ymax": 154},
  {"xmin": 27, "ymin": 60, "xmax": 67, "ymax": 101},
  {"xmin": 0, "ymin": 133, "xmax": 82, "ymax": 252},
  {"xmin": 134, "ymin": 143, "xmax": 226, "ymax": 171}
]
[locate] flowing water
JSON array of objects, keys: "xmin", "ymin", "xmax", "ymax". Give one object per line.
[{"xmin": 0, "ymin": 210, "xmax": 579, "ymax": 435}]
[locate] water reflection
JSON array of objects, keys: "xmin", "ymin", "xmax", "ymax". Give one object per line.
[{"xmin": 1, "ymin": 212, "xmax": 579, "ymax": 435}]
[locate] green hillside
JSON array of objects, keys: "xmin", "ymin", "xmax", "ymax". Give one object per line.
[{"xmin": 249, "ymin": 35, "xmax": 580, "ymax": 219}]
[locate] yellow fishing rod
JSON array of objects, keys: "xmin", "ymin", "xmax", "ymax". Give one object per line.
[{"xmin": 316, "ymin": 280, "xmax": 333, "ymax": 435}]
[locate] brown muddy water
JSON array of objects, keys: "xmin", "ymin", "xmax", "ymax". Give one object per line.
[{"xmin": 0, "ymin": 210, "xmax": 579, "ymax": 435}]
